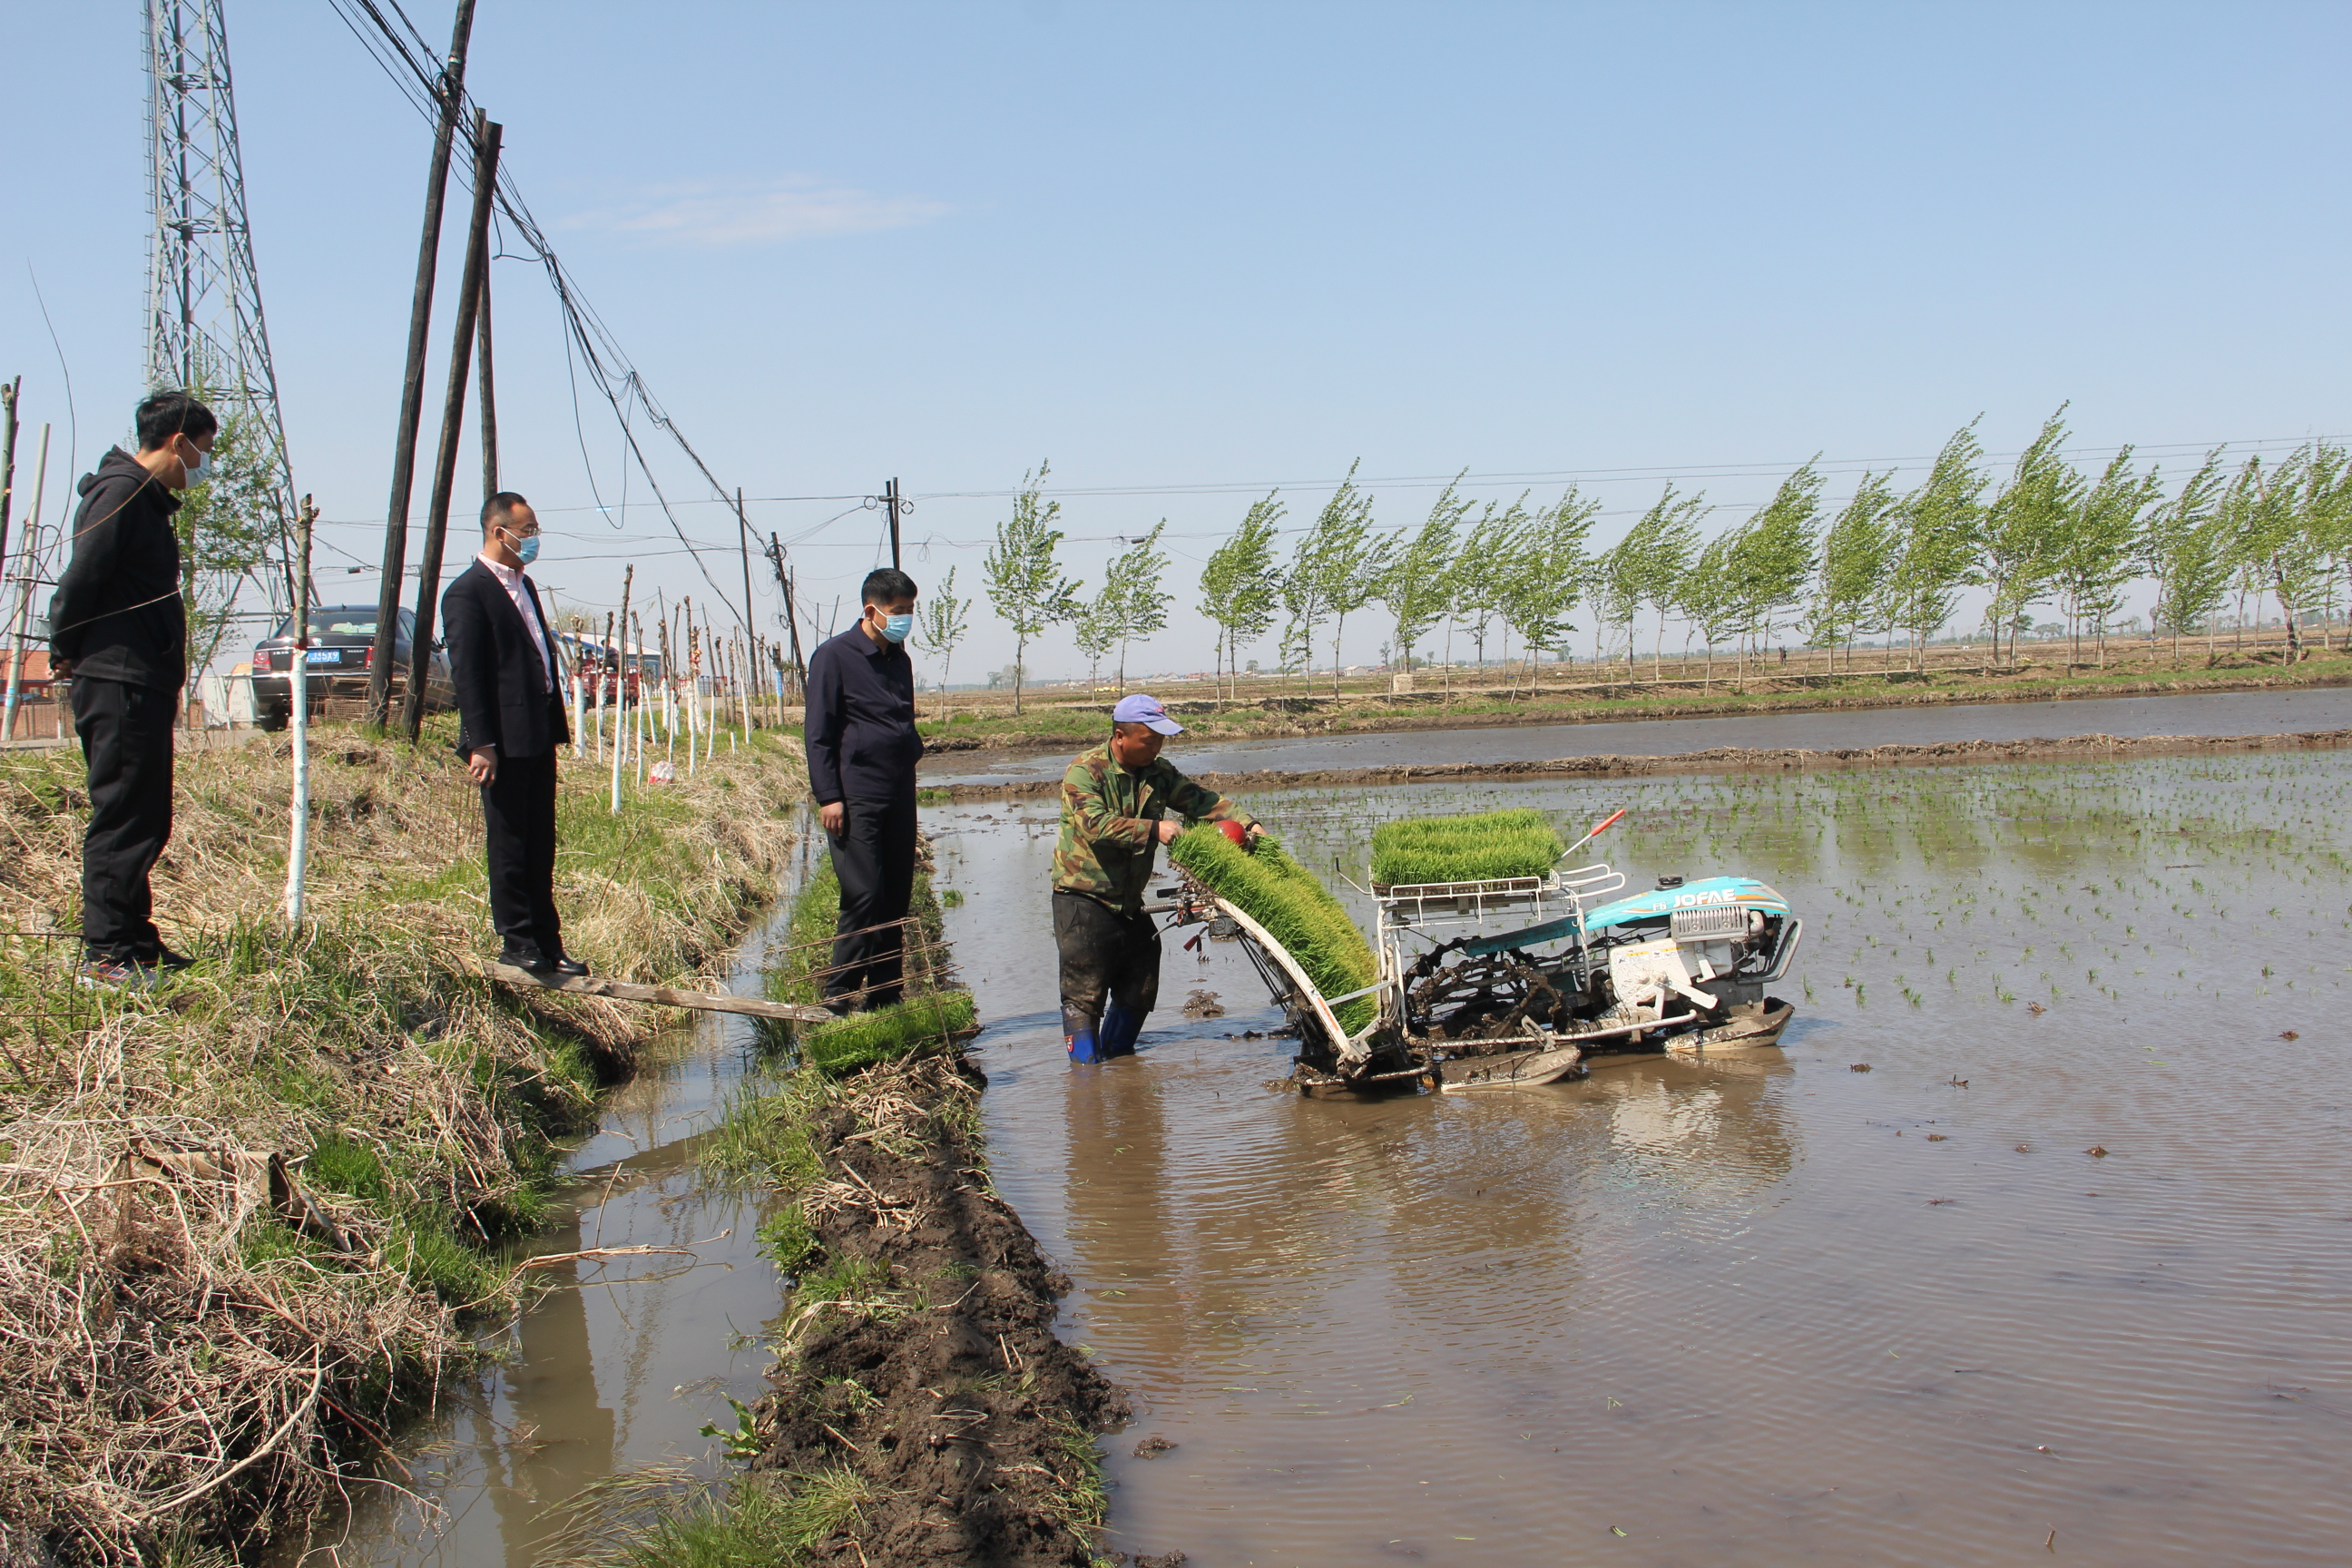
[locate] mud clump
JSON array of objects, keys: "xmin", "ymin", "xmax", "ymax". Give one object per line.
[{"xmin": 750, "ymin": 1052, "xmax": 1132, "ymax": 1566}]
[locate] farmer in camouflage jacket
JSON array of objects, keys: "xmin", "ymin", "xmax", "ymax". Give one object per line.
[{"xmin": 1054, "ymin": 693, "xmax": 1259, "ymax": 1063}]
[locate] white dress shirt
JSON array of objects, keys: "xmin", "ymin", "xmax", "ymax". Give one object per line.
[{"xmin": 477, "ymin": 551, "xmax": 554, "ymax": 693}]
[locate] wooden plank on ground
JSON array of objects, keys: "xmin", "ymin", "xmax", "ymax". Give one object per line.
[{"xmin": 485, "ymin": 962, "xmax": 834, "ymax": 1024}]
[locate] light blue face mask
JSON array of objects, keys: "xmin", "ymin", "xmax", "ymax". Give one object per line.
[
  {"xmin": 181, "ymin": 440, "xmax": 212, "ymax": 485},
  {"xmin": 503, "ymin": 527, "xmax": 540, "ymax": 567},
  {"xmin": 880, "ymin": 612, "xmax": 914, "ymax": 644}
]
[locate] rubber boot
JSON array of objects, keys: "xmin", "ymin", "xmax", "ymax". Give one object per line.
[
  {"xmin": 1065, "ymin": 1004, "xmax": 1107, "ymax": 1064},
  {"xmin": 1098, "ymin": 1003, "xmax": 1146, "ymax": 1059}
]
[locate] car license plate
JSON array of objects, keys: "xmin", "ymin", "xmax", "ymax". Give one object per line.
[{"xmin": 306, "ymin": 649, "xmax": 340, "ymax": 665}]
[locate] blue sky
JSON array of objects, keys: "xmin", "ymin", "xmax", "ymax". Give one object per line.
[{"xmin": 5, "ymin": 1, "xmax": 2347, "ymax": 681}]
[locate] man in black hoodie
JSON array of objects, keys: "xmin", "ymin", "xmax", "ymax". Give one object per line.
[{"xmin": 47, "ymin": 390, "xmax": 210, "ymax": 986}]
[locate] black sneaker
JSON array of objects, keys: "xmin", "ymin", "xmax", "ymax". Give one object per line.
[
  {"xmin": 78, "ymin": 956, "xmax": 159, "ymax": 991},
  {"xmin": 155, "ymin": 945, "xmax": 196, "ymax": 972}
]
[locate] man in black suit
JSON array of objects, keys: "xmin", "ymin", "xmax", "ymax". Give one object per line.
[
  {"xmin": 442, "ymin": 492, "xmax": 583, "ymax": 977},
  {"xmin": 805, "ymin": 566, "xmax": 922, "ymax": 1013}
]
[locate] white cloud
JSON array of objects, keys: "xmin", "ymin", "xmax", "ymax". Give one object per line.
[{"xmin": 563, "ymin": 175, "xmax": 949, "ymax": 247}]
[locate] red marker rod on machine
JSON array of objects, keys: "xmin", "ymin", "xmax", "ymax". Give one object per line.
[{"xmin": 1560, "ymin": 807, "xmax": 1627, "ymax": 863}]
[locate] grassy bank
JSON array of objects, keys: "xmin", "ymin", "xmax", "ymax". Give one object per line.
[
  {"xmin": 0, "ymin": 720, "xmax": 804, "ymax": 1563},
  {"xmin": 898, "ymin": 647, "xmax": 2352, "ymax": 755},
  {"xmin": 566, "ymin": 844, "xmax": 1123, "ymax": 1568}
]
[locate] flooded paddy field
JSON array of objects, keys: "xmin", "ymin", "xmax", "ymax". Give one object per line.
[
  {"xmin": 919, "ymin": 685, "xmax": 2352, "ymax": 787},
  {"xmin": 935, "ymin": 750, "xmax": 2352, "ymax": 1564}
]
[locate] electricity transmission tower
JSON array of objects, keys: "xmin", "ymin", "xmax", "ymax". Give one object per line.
[{"xmin": 144, "ymin": 0, "xmax": 297, "ymax": 594}]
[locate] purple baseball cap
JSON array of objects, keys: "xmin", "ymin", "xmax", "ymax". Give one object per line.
[{"xmin": 1112, "ymin": 692, "xmax": 1184, "ymax": 735}]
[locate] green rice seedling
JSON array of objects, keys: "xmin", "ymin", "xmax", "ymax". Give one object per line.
[
  {"xmin": 1169, "ymin": 826, "xmax": 1379, "ymax": 1033},
  {"xmin": 1369, "ymin": 808, "xmax": 1564, "ymax": 886},
  {"xmin": 800, "ymin": 991, "xmax": 978, "ymax": 1077}
]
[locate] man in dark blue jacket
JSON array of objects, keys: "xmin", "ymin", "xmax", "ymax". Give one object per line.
[
  {"xmin": 47, "ymin": 391, "xmax": 210, "ymax": 987},
  {"xmin": 805, "ymin": 567, "xmax": 922, "ymax": 1012}
]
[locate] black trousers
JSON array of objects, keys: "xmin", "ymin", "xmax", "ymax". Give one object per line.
[
  {"xmin": 1054, "ymin": 891, "xmax": 1162, "ymax": 1025},
  {"xmin": 826, "ymin": 796, "xmax": 918, "ymax": 1007},
  {"xmin": 73, "ymin": 678, "xmax": 176, "ymax": 962},
  {"xmin": 483, "ymin": 749, "xmax": 564, "ymax": 958}
]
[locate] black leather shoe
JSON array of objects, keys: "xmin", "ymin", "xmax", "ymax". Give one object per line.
[
  {"xmin": 551, "ymin": 954, "xmax": 589, "ymax": 978},
  {"xmin": 500, "ymin": 945, "xmax": 559, "ymax": 975}
]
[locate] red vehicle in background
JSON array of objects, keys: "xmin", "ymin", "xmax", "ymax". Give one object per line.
[{"xmin": 555, "ymin": 632, "xmax": 660, "ymax": 706}]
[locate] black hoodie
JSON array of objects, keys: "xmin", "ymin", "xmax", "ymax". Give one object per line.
[{"xmin": 48, "ymin": 446, "xmax": 187, "ymax": 691}]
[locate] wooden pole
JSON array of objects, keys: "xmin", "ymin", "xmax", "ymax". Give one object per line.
[
  {"xmin": 734, "ymin": 485, "xmax": 757, "ymax": 646},
  {"xmin": 285, "ymin": 496, "xmax": 318, "ymax": 926},
  {"xmin": 476, "ymin": 260, "xmax": 498, "ymax": 504},
  {"xmin": 885, "ymin": 476, "xmax": 902, "ymax": 568},
  {"xmin": 403, "ymin": 112, "xmax": 502, "ymax": 742},
  {"xmin": 2, "ymin": 420, "xmax": 48, "ymax": 742},
  {"xmin": 368, "ymin": 0, "xmax": 479, "ymax": 730},
  {"xmin": 610, "ymin": 565, "xmax": 632, "ymax": 813},
  {"xmin": 0, "ymin": 377, "xmax": 19, "ymax": 599}
]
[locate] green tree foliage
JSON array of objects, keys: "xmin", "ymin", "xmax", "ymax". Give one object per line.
[
  {"xmin": 2144, "ymin": 448, "xmax": 2234, "ymax": 666},
  {"xmin": 1619, "ymin": 485, "xmax": 1706, "ymax": 681},
  {"xmin": 1101, "ymin": 520, "xmax": 1171, "ymax": 689},
  {"xmin": 1586, "ymin": 536, "xmax": 1641, "ymax": 675},
  {"xmin": 1494, "ymin": 487, "xmax": 1598, "ymax": 689},
  {"xmin": 1072, "ymin": 585, "xmax": 1117, "ymax": 691},
  {"xmin": 1675, "ymin": 528, "xmax": 1744, "ymax": 689},
  {"xmin": 1380, "ymin": 476, "xmax": 1469, "ymax": 675},
  {"xmin": 1287, "ymin": 461, "xmax": 1391, "ymax": 698},
  {"xmin": 1725, "ymin": 460, "xmax": 1824, "ymax": 676},
  {"xmin": 1979, "ymin": 408, "xmax": 2083, "ymax": 667},
  {"xmin": 1447, "ymin": 499, "xmax": 1522, "ymax": 673},
  {"xmin": 1198, "ymin": 491, "xmax": 1284, "ymax": 704},
  {"xmin": 982, "ymin": 462, "xmax": 1082, "ymax": 715},
  {"xmin": 1890, "ymin": 421, "xmax": 1989, "ymax": 668},
  {"xmin": 2236, "ymin": 449, "xmax": 2324, "ymax": 662},
  {"xmin": 914, "ymin": 565, "xmax": 970, "ymax": 718},
  {"xmin": 170, "ymin": 392, "xmax": 283, "ymax": 675},
  {"xmin": 2058, "ymin": 448, "xmax": 2161, "ymax": 666},
  {"xmin": 1808, "ymin": 470, "xmax": 1899, "ymax": 670}
]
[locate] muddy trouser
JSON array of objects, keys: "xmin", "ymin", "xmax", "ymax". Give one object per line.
[
  {"xmin": 73, "ymin": 678, "xmax": 176, "ymax": 963},
  {"xmin": 1054, "ymin": 891, "xmax": 1160, "ymax": 1059},
  {"xmin": 827, "ymin": 796, "xmax": 917, "ymax": 1008}
]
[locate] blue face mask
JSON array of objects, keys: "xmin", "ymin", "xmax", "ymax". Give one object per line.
[
  {"xmin": 880, "ymin": 612, "xmax": 913, "ymax": 644},
  {"xmin": 504, "ymin": 528, "xmax": 540, "ymax": 567}
]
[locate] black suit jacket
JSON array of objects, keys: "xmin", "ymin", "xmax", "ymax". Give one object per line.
[{"xmin": 442, "ymin": 559, "xmax": 571, "ymax": 760}]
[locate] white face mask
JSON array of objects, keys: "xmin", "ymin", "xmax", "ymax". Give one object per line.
[{"xmin": 180, "ymin": 439, "xmax": 212, "ymax": 485}]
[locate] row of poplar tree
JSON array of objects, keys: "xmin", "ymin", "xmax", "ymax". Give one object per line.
[{"xmin": 927, "ymin": 413, "xmax": 2352, "ymax": 710}]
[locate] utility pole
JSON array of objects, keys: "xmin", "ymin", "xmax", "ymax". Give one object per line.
[
  {"xmin": 368, "ymin": 0, "xmax": 479, "ymax": 729},
  {"xmin": 766, "ymin": 532, "xmax": 806, "ymax": 692},
  {"xmin": 403, "ymin": 111, "xmax": 501, "ymax": 742},
  {"xmin": 883, "ymin": 476, "xmax": 903, "ymax": 569},
  {"xmin": 477, "ymin": 263, "xmax": 497, "ymax": 503},
  {"xmin": 734, "ymin": 485, "xmax": 757, "ymax": 642}
]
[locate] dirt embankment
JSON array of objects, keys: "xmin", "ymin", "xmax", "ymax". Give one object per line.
[
  {"xmin": 913, "ymin": 660, "xmax": 2352, "ymax": 755},
  {"xmin": 748, "ymin": 1050, "xmax": 1136, "ymax": 1567},
  {"xmin": 0, "ymin": 724, "xmax": 802, "ymax": 1563},
  {"xmin": 936, "ymin": 727, "xmax": 2352, "ymax": 802}
]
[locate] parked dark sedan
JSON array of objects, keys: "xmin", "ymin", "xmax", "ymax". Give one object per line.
[{"xmin": 250, "ymin": 605, "xmax": 454, "ymax": 730}]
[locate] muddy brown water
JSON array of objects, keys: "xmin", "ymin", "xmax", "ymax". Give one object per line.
[
  {"xmin": 919, "ymin": 685, "xmax": 2352, "ymax": 786},
  {"xmin": 936, "ymin": 751, "xmax": 2352, "ymax": 1564}
]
